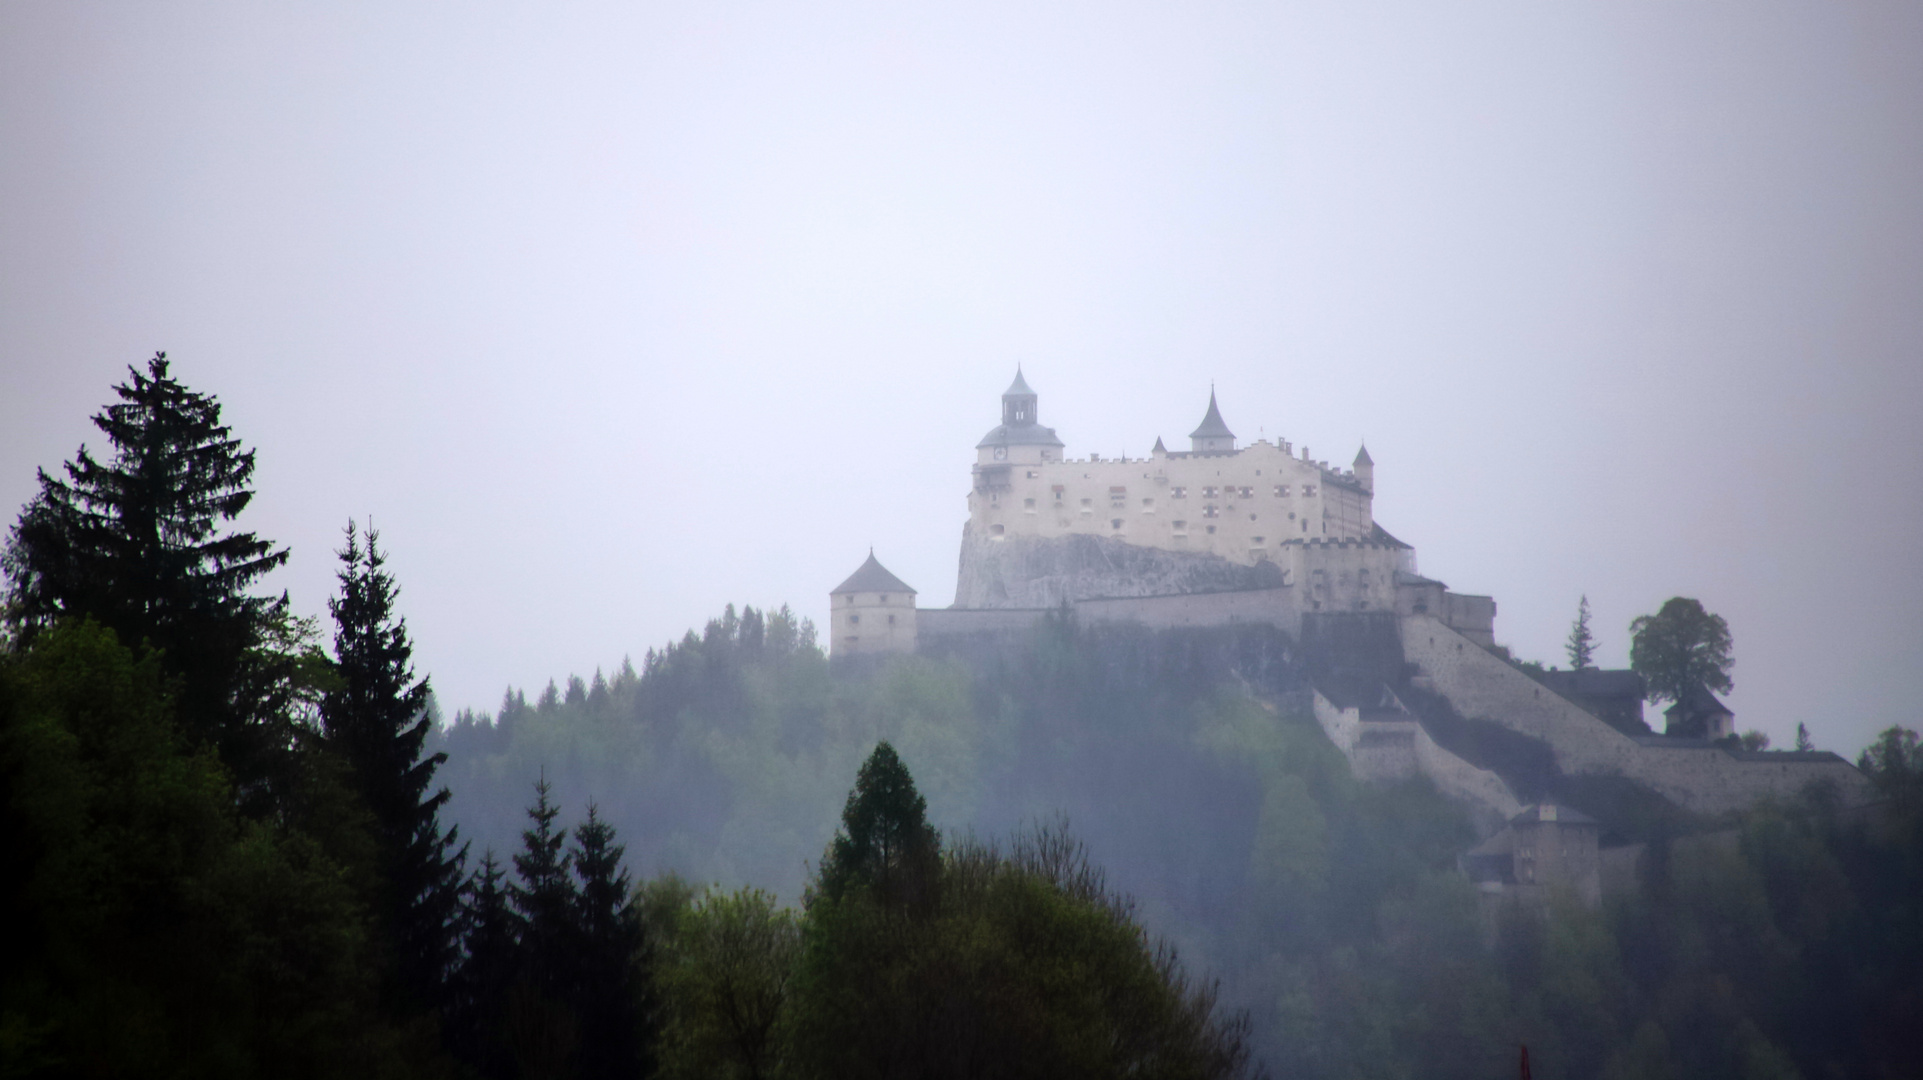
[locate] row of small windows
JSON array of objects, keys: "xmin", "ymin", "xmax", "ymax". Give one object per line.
[
  {"xmin": 846, "ymin": 613, "xmax": 900, "ymax": 625},
  {"xmin": 1160, "ymin": 483, "xmax": 1318, "ymax": 499}
]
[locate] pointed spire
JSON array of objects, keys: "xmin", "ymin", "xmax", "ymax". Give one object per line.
[
  {"xmin": 1354, "ymin": 443, "xmax": 1373, "ymax": 466},
  {"xmin": 1004, "ymin": 365, "xmax": 1034, "ymax": 398},
  {"xmin": 1188, "ymin": 386, "xmax": 1235, "ymax": 443},
  {"xmin": 1152, "ymin": 435, "xmax": 1167, "ymax": 455}
]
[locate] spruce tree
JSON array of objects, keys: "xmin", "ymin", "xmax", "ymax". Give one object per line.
[
  {"xmin": 1796, "ymin": 723, "xmax": 1814, "ymax": 752},
  {"xmin": 451, "ymin": 851, "xmax": 521, "ymax": 1080},
  {"xmin": 571, "ymin": 805, "xmax": 650, "ymax": 1080},
  {"xmin": 320, "ymin": 520, "xmax": 466, "ymax": 1011},
  {"xmin": 3, "ymin": 352, "xmax": 293, "ymax": 787},
  {"xmin": 1566, "ymin": 594, "xmax": 1596, "ymax": 671},
  {"xmin": 512, "ymin": 778, "xmax": 578, "ymax": 993},
  {"xmin": 817, "ymin": 741, "xmax": 941, "ymax": 910}
]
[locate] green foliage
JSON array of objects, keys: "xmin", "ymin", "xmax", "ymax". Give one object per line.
[
  {"xmin": 3, "ymin": 353, "xmax": 295, "ymax": 796},
  {"xmin": 1629, "ymin": 597, "xmax": 1734, "ymax": 703},
  {"xmin": 815, "ymin": 741, "xmax": 941, "ymax": 909},
  {"xmin": 1566, "ymin": 595, "xmax": 1596, "ymax": 671},
  {"xmin": 653, "ymin": 885, "xmax": 800, "ymax": 1080},
  {"xmin": 321, "ymin": 520, "xmax": 465, "ymax": 1012},
  {"xmin": 1857, "ymin": 725, "xmax": 1921, "ymax": 807},
  {"xmin": 0, "ymin": 620, "xmax": 407, "ymax": 1078}
]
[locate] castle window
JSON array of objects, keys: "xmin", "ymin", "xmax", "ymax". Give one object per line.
[
  {"xmin": 887, "ymin": 614, "xmax": 896, "ymax": 625},
  {"xmin": 1239, "ymin": 486, "xmax": 1254, "ymax": 498},
  {"xmin": 1203, "ymin": 504, "xmax": 1219, "ymax": 518},
  {"xmin": 849, "ymin": 614, "xmax": 860, "ymax": 625},
  {"xmin": 1275, "ymin": 485, "xmax": 1290, "ymax": 497},
  {"xmin": 1203, "ymin": 486, "xmax": 1219, "ymax": 498},
  {"xmin": 1252, "ymin": 536, "xmax": 1265, "ymax": 545},
  {"xmin": 1052, "ymin": 485, "xmax": 1065, "ymax": 501},
  {"xmin": 1024, "ymin": 498, "xmax": 1036, "ymax": 513},
  {"xmin": 1171, "ymin": 486, "xmax": 1186, "ymax": 499},
  {"xmin": 1303, "ymin": 484, "xmax": 1317, "ymax": 497},
  {"xmin": 1172, "ymin": 520, "xmax": 1187, "ymax": 533},
  {"xmin": 1079, "ymin": 499, "xmax": 1092, "ymax": 515},
  {"xmin": 1141, "ymin": 498, "xmax": 1154, "ymax": 512},
  {"xmin": 991, "ymin": 524, "xmax": 1005, "ymax": 536},
  {"xmin": 1288, "ymin": 512, "xmax": 1295, "ymax": 520},
  {"xmin": 1110, "ymin": 519, "xmax": 1123, "ymax": 529},
  {"xmin": 1026, "ymin": 470, "xmax": 1038, "ymax": 479},
  {"xmin": 880, "ymin": 595, "xmax": 888, "ymax": 603},
  {"xmin": 1206, "ymin": 525, "xmax": 1216, "ymax": 534}
]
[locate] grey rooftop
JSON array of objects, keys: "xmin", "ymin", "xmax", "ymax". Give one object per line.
[{"xmin": 831, "ymin": 552, "xmax": 917, "ymax": 595}]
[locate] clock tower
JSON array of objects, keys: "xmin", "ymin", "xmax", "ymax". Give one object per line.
[{"xmin": 975, "ymin": 366, "xmax": 1064, "ymax": 467}]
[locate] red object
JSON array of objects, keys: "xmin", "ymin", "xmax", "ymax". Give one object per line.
[{"xmin": 1520, "ymin": 1045, "xmax": 1532, "ymax": 1080}]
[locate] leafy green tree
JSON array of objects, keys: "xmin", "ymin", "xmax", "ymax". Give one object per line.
[
  {"xmin": 0, "ymin": 619, "xmax": 399, "ymax": 1077},
  {"xmin": 1566, "ymin": 595, "xmax": 1597, "ymax": 670},
  {"xmin": 3, "ymin": 354, "xmax": 295, "ymax": 793},
  {"xmin": 570, "ymin": 804, "xmax": 651, "ymax": 1080},
  {"xmin": 321, "ymin": 520, "xmax": 466, "ymax": 1012},
  {"xmin": 1858, "ymin": 725, "xmax": 1921, "ymax": 807},
  {"xmin": 816, "ymin": 741, "xmax": 941, "ymax": 910},
  {"xmin": 656, "ymin": 886, "xmax": 800, "ymax": 1080},
  {"xmin": 1629, "ymin": 597, "xmax": 1733, "ymax": 703}
]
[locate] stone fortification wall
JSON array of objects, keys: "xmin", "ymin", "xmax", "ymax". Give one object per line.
[
  {"xmin": 1401, "ymin": 614, "xmax": 1873, "ymax": 814},
  {"xmin": 917, "ymin": 607, "xmax": 1050, "ymax": 639},
  {"xmin": 1076, "ymin": 586, "xmax": 1297, "ymax": 630},
  {"xmin": 1313, "ymin": 690, "xmax": 1522, "ymax": 826},
  {"xmin": 954, "ymin": 528, "xmax": 1285, "ymax": 608}
]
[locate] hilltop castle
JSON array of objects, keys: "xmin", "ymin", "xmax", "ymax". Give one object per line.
[
  {"xmin": 833, "ymin": 370, "xmax": 1495, "ymax": 654},
  {"xmin": 829, "ymin": 370, "xmax": 1870, "ymax": 830}
]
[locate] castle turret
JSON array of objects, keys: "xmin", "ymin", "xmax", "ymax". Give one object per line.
[
  {"xmin": 830, "ymin": 551, "xmax": 917, "ymax": 657},
  {"xmin": 1354, "ymin": 443, "xmax": 1374, "ymax": 491},
  {"xmin": 976, "ymin": 366, "xmax": 1064, "ymax": 467},
  {"xmin": 1189, "ymin": 389, "xmax": 1235, "ymax": 454}
]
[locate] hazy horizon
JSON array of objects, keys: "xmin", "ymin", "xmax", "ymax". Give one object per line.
[{"xmin": 5, "ymin": 2, "xmax": 1920, "ymax": 757}]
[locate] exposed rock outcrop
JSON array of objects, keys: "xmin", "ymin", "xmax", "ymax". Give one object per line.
[{"xmin": 954, "ymin": 525, "xmax": 1283, "ymax": 608}]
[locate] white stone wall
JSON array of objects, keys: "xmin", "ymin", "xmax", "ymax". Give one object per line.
[
  {"xmin": 830, "ymin": 589, "xmax": 917, "ymax": 656},
  {"xmin": 969, "ymin": 440, "xmax": 1372, "ymax": 563},
  {"xmin": 1401, "ymin": 613, "xmax": 1874, "ymax": 814},
  {"xmin": 1312, "ymin": 690, "xmax": 1522, "ymax": 822}
]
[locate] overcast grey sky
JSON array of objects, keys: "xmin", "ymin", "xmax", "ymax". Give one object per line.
[{"xmin": 4, "ymin": 2, "xmax": 1919, "ymax": 756}]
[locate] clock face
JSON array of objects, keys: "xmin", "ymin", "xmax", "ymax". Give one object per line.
[{"xmin": 994, "ymin": 446, "xmax": 1007, "ymax": 460}]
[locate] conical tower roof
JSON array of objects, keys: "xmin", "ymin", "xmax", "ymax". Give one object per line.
[
  {"xmin": 831, "ymin": 551, "xmax": 917, "ymax": 595},
  {"xmin": 1189, "ymin": 388, "xmax": 1235, "ymax": 441},
  {"xmin": 1004, "ymin": 365, "xmax": 1035, "ymax": 397},
  {"xmin": 1354, "ymin": 443, "xmax": 1373, "ymax": 466}
]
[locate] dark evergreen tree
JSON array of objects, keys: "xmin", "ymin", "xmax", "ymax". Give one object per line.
[
  {"xmin": 451, "ymin": 850, "xmax": 521, "ymax": 1080},
  {"xmin": 3, "ymin": 352, "xmax": 294, "ymax": 791},
  {"xmin": 816, "ymin": 741, "xmax": 941, "ymax": 910},
  {"xmin": 571, "ymin": 805, "xmax": 651, "ymax": 1080},
  {"xmin": 1565, "ymin": 594, "xmax": 1596, "ymax": 670},
  {"xmin": 509, "ymin": 778, "xmax": 583, "ymax": 1076},
  {"xmin": 1795, "ymin": 722, "xmax": 1815, "ymax": 752},
  {"xmin": 320, "ymin": 520, "xmax": 466, "ymax": 1012}
]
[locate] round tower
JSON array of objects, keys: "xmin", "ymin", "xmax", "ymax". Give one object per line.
[{"xmin": 829, "ymin": 551, "xmax": 918, "ymax": 657}]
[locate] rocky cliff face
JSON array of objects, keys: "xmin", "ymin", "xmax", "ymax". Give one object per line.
[{"xmin": 953, "ymin": 525, "xmax": 1284, "ymax": 608}]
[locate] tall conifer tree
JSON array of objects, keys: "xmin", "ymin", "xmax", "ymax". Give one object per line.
[
  {"xmin": 3, "ymin": 352, "xmax": 294, "ymax": 788},
  {"xmin": 321, "ymin": 520, "xmax": 465, "ymax": 1011},
  {"xmin": 571, "ymin": 805, "xmax": 650, "ymax": 1080},
  {"xmin": 1566, "ymin": 594, "xmax": 1597, "ymax": 670}
]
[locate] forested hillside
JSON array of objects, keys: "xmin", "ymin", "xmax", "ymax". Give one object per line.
[
  {"xmin": 8, "ymin": 358, "xmax": 1923, "ymax": 1079},
  {"xmin": 439, "ymin": 608, "xmax": 1923, "ymax": 1079}
]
